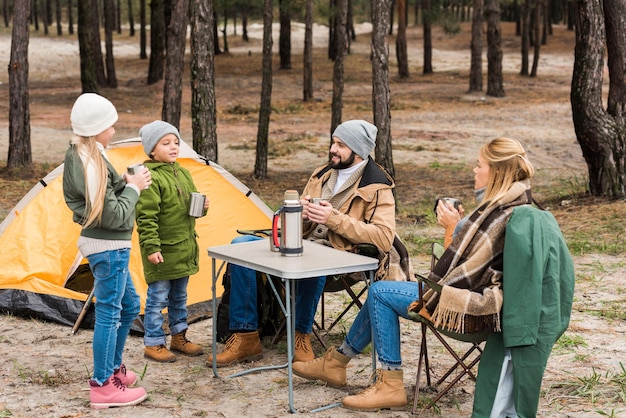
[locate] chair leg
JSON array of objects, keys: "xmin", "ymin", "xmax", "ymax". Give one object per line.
[
  {"xmin": 326, "ymin": 286, "xmax": 367, "ymax": 332},
  {"xmin": 412, "ymin": 322, "xmax": 432, "ymax": 414}
]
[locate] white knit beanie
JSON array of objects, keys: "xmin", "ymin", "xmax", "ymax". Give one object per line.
[
  {"xmin": 70, "ymin": 93, "xmax": 118, "ymax": 137},
  {"xmin": 332, "ymin": 120, "xmax": 377, "ymax": 159},
  {"xmin": 139, "ymin": 120, "xmax": 182, "ymax": 157}
]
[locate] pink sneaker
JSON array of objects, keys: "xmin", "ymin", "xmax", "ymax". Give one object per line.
[
  {"xmin": 89, "ymin": 376, "xmax": 148, "ymax": 409},
  {"xmin": 114, "ymin": 364, "xmax": 137, "ymax": 387}
]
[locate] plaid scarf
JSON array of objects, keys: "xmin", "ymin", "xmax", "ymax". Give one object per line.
[{"xmin": 419, "ymin": 181, "xmax": 532, "ymax": 333}]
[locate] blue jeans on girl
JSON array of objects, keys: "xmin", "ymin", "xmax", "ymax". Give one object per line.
[
  {"xmin": 88, "ymin": 248, "xmax": 141, "ymax": 385},
  {"xmin": 143, "ymin": 276, "xmax": 190, "ymax": 347},
  {"xmin": 228, "ymin": 235, "xmax": 325, "ymax": 334},
  {"xmin": 344, "ymin": 280, "xmax": 420, "ymax": 367}
]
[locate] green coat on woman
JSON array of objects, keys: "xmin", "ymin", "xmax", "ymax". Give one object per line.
[{"xmin": 472, "ymin": 205, "xmax": 575, "ymax": 417}]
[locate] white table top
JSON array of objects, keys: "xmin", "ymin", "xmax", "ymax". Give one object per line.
[{"xmin": 208, "ymin": 238, "xmax": 379, "ymax": 279}]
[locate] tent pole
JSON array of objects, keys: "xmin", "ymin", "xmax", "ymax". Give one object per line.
[{"xmin": 71, "ymin": 286, "xmax": 96, "ymax": 335}]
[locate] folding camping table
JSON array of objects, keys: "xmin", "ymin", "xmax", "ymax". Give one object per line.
[{"xmin": 208, "ymin": 238, "xmax": 378, "ymax": 413}]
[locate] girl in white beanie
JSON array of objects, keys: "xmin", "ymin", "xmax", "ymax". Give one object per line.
[{"xmin": 62, "ymin": 93, "xmax": 151, "ymax": 409}]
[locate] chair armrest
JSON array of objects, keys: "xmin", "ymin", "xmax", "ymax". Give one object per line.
[{"xmin": 415, "ymin": 272, "xmax": 443, "ymax": 293}]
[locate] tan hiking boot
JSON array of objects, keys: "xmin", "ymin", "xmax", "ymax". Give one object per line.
[
  {"xmin": 144, "ymin": 344, "xmax": 176, "ymax": 363},
  {"xmin": 341, "ymin": 369, "xmax": 407, "ymax": 411},
  {"xmin": 170, "ymin": 330, "xmax": 203, "ymax": 356},
  {"xmin": 206, "ymin": 331, "xmax": 263, "ymax": 367},
  {"xmin": 294, "ymin": 331, "xmax": 314, "ymax": 362},
  {"xmin": 292, "ymin": 346, "xmax": 350, "ymax": 387}
]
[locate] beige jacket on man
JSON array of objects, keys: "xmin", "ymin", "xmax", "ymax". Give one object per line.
[{"xmin": 301, "ymin": 157, "xmax": 396, "ymax": 254}]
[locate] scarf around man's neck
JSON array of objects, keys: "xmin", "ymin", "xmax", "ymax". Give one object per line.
[{"xmin": 419, "ymin": 181, "xmax": 533, "ymax": 334}]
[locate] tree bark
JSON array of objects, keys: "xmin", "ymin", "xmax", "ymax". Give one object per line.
[
  {"xmin": 162, "ymin": 0, "xmax": 189, "ymax": 127},
  {"xmin": 140, "ymin": 0, "xmax": 147, "ymax": 58},
  {"xmin": 77, "ymin": 0, "xmax": 103, "ymax": 92},
  {"xmin": 422, "ymin": 0, "xmax": 433, "ymax": 74},
  {"xmin": 469, "ymin": 0, "xmax": 484, "ymax": 92},
  {"xmin": 127, "ymin": 0, "xmax": 135, "ymax": 37},
  {"xmin": 395, "ymin": 0, "xmax": 409, "ymax": 78},
  {"xmin": 330, "ymin": 0, "xmax": 348, "ymax": 134},
  {"xmin": 148, "ymin": 0, "xmax": 166, "ymax": 84},
  {"xmin": 303, "ymin": 0, "xmax": 314, "ymax": 101},
  {"xmin": 486, "ymin": 0, "xmax": 505, "ymax": 97},
  {"xmin": 279, "ymin": 0, "xmax": 292, "ymax": 69},
  {"xmin": 103, "ymin": 0, "xmax": 118, "ymax": 87},
  {"xmin": 190, "ymin": 0, "xmax": 217, "ymax": 161},
  {"xmin": 520, "ymin": 0, "xmax": 531, "ymax": 75},
  {"xmin": 254, "ymin": 0, "xmax": 273, "ymax": 179},
  {"xmin": 530, "ymin": 0, "xmax": 542, "ymax": 77},
  {"xmin": 7, "ymin": 0, "xmax": 32, "ymax": 169},
  {"xmin": 372, "ymin": 0, "xmax": 395, "ymax": 179},
  {"xmin": 571, "ymin": 0, "xmax": 626, "ymax": 197}
]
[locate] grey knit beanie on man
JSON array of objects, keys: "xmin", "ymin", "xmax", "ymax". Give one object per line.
[
  {"xmin": 139, "ymin": 120, "xmax": 182, "ymax": 157},
  {"xmin": 70, "ymin": 93, "xmax": 118, "ymax": 137},
  {"xmin": 332, "ymin": 120, "xmax": 377, "ymax": 160}
]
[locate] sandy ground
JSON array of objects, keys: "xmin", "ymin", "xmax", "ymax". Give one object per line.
[{"xmin": 1, "ymin": 20, "xmax": 626, "ymax": 418}]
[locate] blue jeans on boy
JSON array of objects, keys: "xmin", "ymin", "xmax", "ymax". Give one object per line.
[
  {"xmin": 143, "ymin": 276, "xmax": 190, "ymax": 347},
  {"xmin": 344, "ymin": 280, "xmax": 419, "ymax": 367},
  {"xmin": 228, "ymin": 235, "xmax": 325, "ymax": 334},
  {"xmin": 88, "ymin": 248, "xmax": 141, "ymax": 385}
]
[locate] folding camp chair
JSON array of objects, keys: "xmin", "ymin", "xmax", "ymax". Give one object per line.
[{"xmin": 409, "ymin": 242, "xmax": 489, "ymax": 413}]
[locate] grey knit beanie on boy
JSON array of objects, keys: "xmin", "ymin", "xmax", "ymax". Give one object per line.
[
  {"xmin": 332, "ymin": 120, "xmax": 377, "ymax": 160},
  {"xmin": 139, "ymin": 120, "xmax": 182, "ymax": 157}
]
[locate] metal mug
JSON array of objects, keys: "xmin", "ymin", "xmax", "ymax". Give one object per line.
[{"xmin": 189, "ymin": 192, "xmax": 206, "ymax": 217}]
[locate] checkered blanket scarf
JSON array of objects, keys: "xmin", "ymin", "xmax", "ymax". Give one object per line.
[{"xmin": 417, "ymin": 181, "xmax": 532, "ymax": 334}]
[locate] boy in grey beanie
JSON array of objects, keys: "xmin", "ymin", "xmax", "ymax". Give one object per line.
[{"xmin": 139, "ymin": 120, "xmax": 182, "ymax": 158}]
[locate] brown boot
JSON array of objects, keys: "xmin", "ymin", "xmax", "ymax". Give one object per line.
[
  {"xmin": 206, "ymin": 331, "xmax": 263, "ymax": 367},
  {"xmin": 294, "ymin": 331, "xmax": 314, "ymax": 362},
  {"xmin": 341, "ymin": 369, "xmax": 407, "ymax": 411},
  {"xmin": 292, "ymin": 347, "xmax": 349, "ymax": 388},
  {"xmin": 170, "ymin": 330, "xmax": 203, "ymax": 356},
  {"xmin": 144, "ymin": 344, "xmax": 177, "ymax": 363}
]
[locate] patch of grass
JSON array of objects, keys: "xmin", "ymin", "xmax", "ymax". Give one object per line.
[{"xmin": 554, "ymin": 333, "xmax": 587, "ymax": 352}]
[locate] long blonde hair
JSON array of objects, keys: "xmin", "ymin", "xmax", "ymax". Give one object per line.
[
  {"xmin": 480, "ymin": 137, "xmax": 535, "ymax": 207},
  {"xmin": 70, "ymin": 135, "xmax": 108, "ymax": 228}
]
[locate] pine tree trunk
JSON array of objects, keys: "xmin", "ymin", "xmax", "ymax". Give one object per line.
[
  {"xmin": 422, "ymin": 0, "xmax": 432, "ymax": 74},
  {"xmin": 396, "ymin": 0, "xmax": 409, "ymax": 78},
  {"xmin": 469, "ymin": 0, "xmax": 483, "ymax": 92},
  {"xmin": 77, "ymin": 0, "xmax": 101, "ymax": 92},
  {"xmin": 279, "ymin": 0, "xmax": 291, "ymax": 70},
  {"xmin": 571, "ymin": 0, "xmax": 626, "ymax": 197},
  {"xmin": 148, "ymin": 0, "xmax": 165, "ymax": 84},
  {"xmin": 8, "ymin": 0, "xmax": 32, "ymax": 169},
  {"xmin": 486, "ymin": 0, "xmax": 505, "ymax": 97},
  {"xmin": 190, "ymin": 0, "xmax": 218, "ymax": 161},
  {"xmin": 254, "ymin": 0, "xmax": 273, "ymax": 179},
  {"xmin": 103, "ymin": 0, "xmax": 118, "ymax": 87},
  {"xmin": 303, "ymin": 0, "xmax": 314, "ymax": 101},
  {"xmin": 331, "ymin": 0, "xmax": 348, "ymax": 134},
  {"xmin": 372, "ymin": 0, "xmax": 395, "ymax": 179},
  {"xmin": 162, "ymin": 0, "xmax": 189, "ymax": 127}
]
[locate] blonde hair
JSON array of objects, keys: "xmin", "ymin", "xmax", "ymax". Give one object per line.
[
  {"xmin": 70, "ymin": 135, "xmax": 108, "ymax": 228},
  {"xmin": 480, "ymin": 137, "xmax": 535, "ymax": 207}
]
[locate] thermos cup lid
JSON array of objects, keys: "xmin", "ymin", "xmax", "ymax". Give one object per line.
[{"xmin": 284, "ymin": 190, "xmax": 299, "ymax": 201}]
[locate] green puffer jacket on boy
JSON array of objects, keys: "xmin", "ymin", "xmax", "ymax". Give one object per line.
[{"xmin": 135, "ymin": 161, "xmax": 202, "ymax": 284}]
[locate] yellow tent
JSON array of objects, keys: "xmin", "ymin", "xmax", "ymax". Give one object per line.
[{"xmin": 0, "ymin": 138, "xmax": 272, "ymax": 330}]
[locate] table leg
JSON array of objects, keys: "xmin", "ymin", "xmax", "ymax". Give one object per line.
[{"xmin": 211, "ymin": 258, "xmax": 220, "ymax": 377}]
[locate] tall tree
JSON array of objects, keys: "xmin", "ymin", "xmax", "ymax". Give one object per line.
[
  {"xmin": 520, "ymin": 0, "xmax": 531, "ymax": 75},
  {"xmin": 303, "ymin": 0, "xmax": 314, "ymax": 101},
  {"xmin": 162, "ymin": 0, "xmax": 190, "ymax": 127},
  {"xmin": 530, "ymin": 0, "xmax": 543, "ymax": 76},
  {"xmin": 77, "ymin": 0, "xmax": 105, "ymax": 91},
  {"xmin": 67, "ymin": 0, "xmax": 74, "ymax": 35},
  {"xmin": 190, "ymin": 0, "xmax": 218, "ymax": 161},
  {"xmin": 55, "ymin": 0, "xmax": 62, "ymax": 35},
  {"xmin": 485, "ymin": 0, "xmax": 505, "ymax": 97},
  {"xmin": 7, "ymin": 0, "xmax": 32, "ymax": 169},
  {"xmin": 128, "ymin": 0, "xmax": 135, "ymax": 37},
  {"xmin": 140, "ymin": 0, "xmax": 147, "ymax": 58},
  {"xmin": 468, "ymin": 0, "xmax": 483, "ymax": 92},
  {"xmin": 571, "ymin": 0, "xmax": 626, "ymax": 198},
  {"xmin": 103, "ymin": 0, "xmax": 118, "ymax": 87},
  {"xmin": 422, "ymin": 0, "xmax": 433, "ymax": 74},
  {"xmin": 148, "ymin": 0, "xmax": 166, "ymax": 84},
  {"xmin": 253, "ymin": 0, "xmax": 273, "ymax": 179},
  {"xmin": 396, "ymin": 0, "xmax": 409, "ymax": 78},
  {"xmin": 279, "ymin": 0, "xmax": 292, "ymax": 69},
  {"xmin": 372, "ymin": 0, "xmax": 395, "ymax": 178},
  {"xmin": 330, "ymin": 0, "xmax": 348, "ymax": 134}
]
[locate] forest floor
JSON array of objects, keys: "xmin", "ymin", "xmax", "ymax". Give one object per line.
[{"xmin": 0, "ymin": 20, "xmax": 625, "ymax": 418}]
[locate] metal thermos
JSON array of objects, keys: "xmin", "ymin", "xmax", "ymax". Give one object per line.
[{"xmin": 272, "ymin": 190, "xmax": 303, "ymax": 256}]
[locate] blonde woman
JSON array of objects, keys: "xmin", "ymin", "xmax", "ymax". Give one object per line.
[
  {"xmin": 293, "ymin": 137, "xmax": 541, "ymax": 412},
  {"xmin": 63, "ymin": 93, "xmax": 151, "ymax": 409}
]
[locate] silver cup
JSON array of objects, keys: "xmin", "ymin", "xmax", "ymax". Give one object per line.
[
  {"xmin": 127, "ymin": 163, "xmax": 145, "ymax": 175},
  {"xmin": 189, "ymin": 192, "xmax": 206, "ymax": 217}
]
